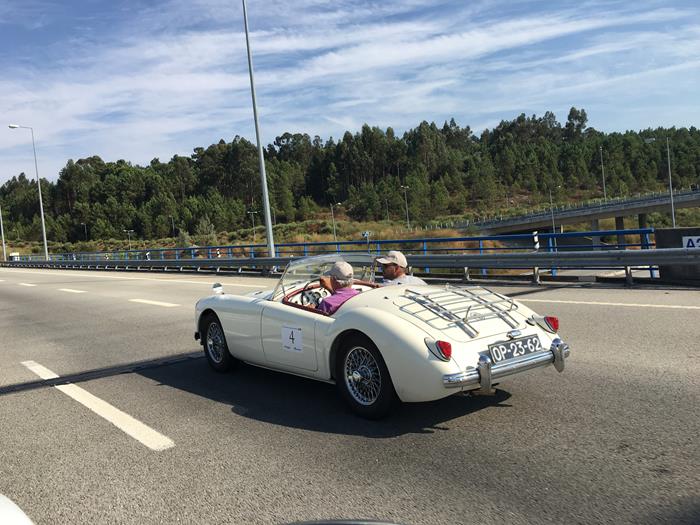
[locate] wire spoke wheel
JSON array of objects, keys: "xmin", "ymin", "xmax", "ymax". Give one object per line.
[
  {"xmin": 206, "ymin": 321, "xmax": 225, "ymax": 364},
  {"xmin": 343, "ymin": 345, "xmax": 382, "ymax": 406}
]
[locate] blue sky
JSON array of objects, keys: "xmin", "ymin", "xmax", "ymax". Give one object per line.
[{"xmin": 1, "ymin": 0, "xmax": 699, "ymax": 184}]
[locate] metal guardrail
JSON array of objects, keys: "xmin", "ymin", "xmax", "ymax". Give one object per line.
[
  {"xmin": 11, "ymin": 228, "xmax": 655, "ymax": 263},
  {"xmin": 3, "ymin": 249, "xmax": 697, "ymax": 277}
]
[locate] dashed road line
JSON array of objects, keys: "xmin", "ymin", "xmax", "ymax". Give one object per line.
[
  {"xmin": 520, "ymin": 298, "xmax": 700, "ymax": 310},
  {"xmin": 0, "ymin": 269, "xmax": 264, "ymax": 287},
  {"xmin": 18, "ymin": 283, "xmax": 36, "ymax": 287},
  {"xmin": 58, "ymin": 288, "xmax": 87, "ymax": 294},
  {"xmin": 129, "ymin": 298, "xmax": 180, "ymax": 307},
  {"xmin": 21, "ymin": 360, "xmax": 175, "ymax": 451}
]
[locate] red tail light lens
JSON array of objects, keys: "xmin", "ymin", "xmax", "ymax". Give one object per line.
[
  {"xmin": 436, "ymin": 340, "xmax": 452, "ymax": 360},
  {"xmin": 544, "ymin": 316, "xmax": 559, "ymax": 332}
]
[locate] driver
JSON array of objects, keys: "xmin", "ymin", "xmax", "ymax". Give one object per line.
[{"xmin": 315, "ymin": 261, "xmax": 359, "ymax": 315}]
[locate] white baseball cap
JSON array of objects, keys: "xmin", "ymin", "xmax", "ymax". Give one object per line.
[
  {"xmin": 376, "ymin": 250, "xmax": 408, "ymax": 268},
  {"xmin": 326, "ymin": 260, "xmax": 354, "ymax": 280}
]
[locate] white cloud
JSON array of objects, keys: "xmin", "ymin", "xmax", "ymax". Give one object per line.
[{"xmin": 1, "ymin": 1, "xmax": 699, "ymax": 184}]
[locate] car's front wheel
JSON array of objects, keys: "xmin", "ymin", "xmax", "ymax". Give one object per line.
[
  {"xmin": 202, "ymin": 313, "xmax": 235, "ymax": 372},
  {"xmin": 336, "ymin": 334, "xmax": 397, "ymax": 419}
]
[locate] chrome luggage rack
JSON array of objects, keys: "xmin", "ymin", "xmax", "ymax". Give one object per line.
[{"xmin": 401, "ymin": 285, "xmax": 519, "ymax": 338}]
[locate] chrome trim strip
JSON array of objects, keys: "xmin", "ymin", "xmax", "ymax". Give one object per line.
[{"xmin": 443, "ymin": 338, "xmax": 570, "ymax": 388}]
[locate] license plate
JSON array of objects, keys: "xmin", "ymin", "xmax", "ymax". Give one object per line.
[{"xmin": 488, "ymin": 335, "xmax": 543, "ymax": 363}]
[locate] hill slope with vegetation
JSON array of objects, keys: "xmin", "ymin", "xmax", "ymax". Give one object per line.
[{"xmin": 1, "ymin": 107, "xmax": 699, "ymax": 247}]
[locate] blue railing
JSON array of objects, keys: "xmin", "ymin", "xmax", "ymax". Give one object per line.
[{"xmin": 18, "ymin": 228, "xmax": 655, "ymax": 275}]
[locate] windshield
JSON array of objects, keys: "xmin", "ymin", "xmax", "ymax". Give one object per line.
[{"xmin": 271, "ymin": 254, "xmax": 376, "ymax": 301}]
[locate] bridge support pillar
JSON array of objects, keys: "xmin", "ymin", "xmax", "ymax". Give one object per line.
[
  {"xmin": 638, "ymin": 213, "xmax": 648, "ymax": 229},
  {"xmin": 615, "ymin": 216, "xmax": 625, "ymax": 248},
  {"xmin": 590, "ymin": 219, "xmax": 601, "ymax": 250}
]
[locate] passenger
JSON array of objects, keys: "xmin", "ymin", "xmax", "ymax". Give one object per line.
[
  {"xmin": 316, "ymin": 261, "xmax": 360, "ymax": 315},
  {"xmin": 376, "ymin": 250, "xmax": 427, "ymax": 286}
]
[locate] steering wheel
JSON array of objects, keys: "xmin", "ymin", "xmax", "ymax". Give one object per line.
[
  {"xmin": 300, "ymin": 289, "xmax": 323, "ymax": 306},
  {"xmin": 298, "ymin": 281, "xmax": 322, "ymax": 306}
]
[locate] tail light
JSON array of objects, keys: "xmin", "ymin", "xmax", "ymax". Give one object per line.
[
  {"xmin": 424, "ymin": 338, "xmax": 453, "ymax": 361},
  {"xmin": 544, "ymin": 316, "xmax": 559, "ymax": 332},
  {"xmin": 529, "ymin": 315, "xmax": 560, "ymax": 333}
]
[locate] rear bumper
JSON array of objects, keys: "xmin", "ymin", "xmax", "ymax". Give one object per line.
[{"xmin": 443, "ymin": 338, "xmax": 570, "ymax": 390}]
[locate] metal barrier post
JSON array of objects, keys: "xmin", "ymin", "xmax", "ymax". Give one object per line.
[
  {"xmin": 423, "ymin": 240, "xmax": 430, "ymax": 274},
  {"xmin": 548, "ymin": 236, "xmax": 557, "ymax": 277},
  {"xmin": 532, "ymin": 231, "xmax": 540, "ymax": 284},
  {"xmin": 479, "ymin": 240, "xmax": 486, "ymax": 276}
]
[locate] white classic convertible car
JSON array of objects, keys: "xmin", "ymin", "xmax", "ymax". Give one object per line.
[{"xmin": 194, "ymin": 254, "xmax": 570, "ymax": 418}]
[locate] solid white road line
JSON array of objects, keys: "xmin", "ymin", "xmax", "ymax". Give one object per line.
[
  {"xmin": 58, "ymin": 288, "xmax": 87, "ymax": 294},
  {"xmin": 18, "ymin": 283, "xmax": 36, "ymax": 287},
  {"xmin": 129, "ymin": 298, "xmax": 180, "ymax": 307},
  {"xmin": 21, "ymin": 360, "xmax": 175, "ymax": 452},
  {"xmin": 520, "ymin": 298, "xmax": 700, "ymax": 310},
  {"xmin": 0, "ymin": 269, "xmax": 264, "ymax": 287}
]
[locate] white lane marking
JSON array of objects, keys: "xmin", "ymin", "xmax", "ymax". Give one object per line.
[
  {"xmin": 0, "ymin": 269, "xmax": 264, "ymax": 287},
  {"xmin": 129, "ymin": 298, "xmax": 180, "ymax": 307},
  {"xmin": 18, "ymin": 283, "xmax": 37, "ymax": 287},
  {"xmin": 520, "ymin": 298, "xmax": 700, "ymax": 310},
  {"xmin": 59, "ymin": 288, "xmax": 87, "ymax": 294},
  {"xmin": 21, "ymin": 360, "xmax": 175, "ymax": 451}
]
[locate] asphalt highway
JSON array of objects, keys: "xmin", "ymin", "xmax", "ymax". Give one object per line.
[{"xmin": 1, "ymin": 268, "xmax": 698, "ymax": 525}]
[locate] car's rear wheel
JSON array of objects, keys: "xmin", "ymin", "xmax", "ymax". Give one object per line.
[
  {"xmin": 202, "ymin": 313, "xmax": 235, "ymax": 372},
  {"xmin": 336, "ymin": 334, "xmax": 397, "ymax": 419}
]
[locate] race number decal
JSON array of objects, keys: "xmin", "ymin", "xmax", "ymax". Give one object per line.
[
  {"xmin": 282, "ymin": 326, "xmax": 303, "ymax": 352},
  {"xmin": 682, "ymin": 236, "xmax": 700, "ymax": 249}
]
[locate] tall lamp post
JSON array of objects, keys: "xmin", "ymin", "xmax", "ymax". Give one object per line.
[
  {"xmin": 400, "ymin": 185, "xmax": 410, "ymax": 229},
  {"xmin": 242, "ymin": 0, "xmax": 275, "ymax": 257},
  {"xmin": 549, "ymin": 184, "xmax": 561, "ymax": 232},
  {"xmin": 644, "ymin": 137, "xmax": 676, "ymax": 227},
  {"xmin": 123, "ymin": 229, "xmax": 134, "ymax": 251},
  {"xmin": 330, "ymin": 202, "xmax": 342, "ymax": 242},
  {"xmin": 0, "ymin": 204, "xmax": 6, "ymax": 261},
  {"xmin": 599, "ymin": 146, "xmax": 608, "ymax": 201},
  {"xmin": 8, "ymin": 124, "xmax": 49, "ymax": 260},
  {"xmin": 247, "ymin": 210, "xmax": 259, "ymax": 244}
]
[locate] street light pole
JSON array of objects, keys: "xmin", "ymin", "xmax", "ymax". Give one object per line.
[
  {"xmin": 242, "ymin": 0, "xmax": 275, "ymax": 257},
  {"xmin": 123, "ymin": 229, "xmax": 134, "ymax": 251},
  {"xmin": 170, "ymin": 216, "xmax": 176, "ymax": 237},
  {"xmin": 0, "ymin": 204, "xmax": 6, "ymax": 261},
  {"xmin": 644, "ymin": 137, "xmax": 676, "ymax": 227},
  {"xmin": 247, "ymin": 210, "xmax": 258, "ymax": 244},
  {"xmin": 549, "ymin": 187, "xmax": 555, "ymax": 232},
  {"xmin": 81, "ymin": 222, "xmax": 87, "ymax": 240},
  {"xmin": 400, "ymin": 185, "xmax": 410, "ymax": 229},
  {"xmin": 599, "ymin": 146, "xmax": 607, "ymax": 201},
  {"xmin": 330, "ymin": 202, "xmax": 341, "ymax": 242},
  {"xmin": 9, "ymin": 124, "xmax": 49, "ymax": 260},
  {"xmin": 666, "ymin": 137, "xmax": 676, "ymax": 227}
]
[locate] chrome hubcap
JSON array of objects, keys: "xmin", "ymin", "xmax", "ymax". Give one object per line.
[
  {"xmin": 206, "ymin": 322, "xmax": 225, "ymax": 363},
  {"xmin": 344, "ymin": 346, "xmax": 381, "ymax": 406}
]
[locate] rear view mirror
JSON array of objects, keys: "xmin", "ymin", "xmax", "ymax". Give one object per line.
[{"xmin": 212, "ymin": 283, "xmax": 224, "ymax": 295}]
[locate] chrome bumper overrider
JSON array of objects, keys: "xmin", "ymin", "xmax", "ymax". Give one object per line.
[{"xmin": 443, "ymin": 338, "xmax": 570, "ymax": 390}]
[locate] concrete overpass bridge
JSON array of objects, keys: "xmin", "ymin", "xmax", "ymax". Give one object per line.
[{"xmin": 472, "ymin": 189, "xmax": 700, "ymax": 234}]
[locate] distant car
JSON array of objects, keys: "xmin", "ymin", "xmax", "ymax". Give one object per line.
[{"xmin": 194, "ymin": 254, "xmax": 570, "ymax": 418}]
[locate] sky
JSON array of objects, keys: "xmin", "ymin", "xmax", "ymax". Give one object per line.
[{"xmin": 1, "ymin": 0, "xmax": 699, "ymax": 185}]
